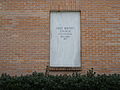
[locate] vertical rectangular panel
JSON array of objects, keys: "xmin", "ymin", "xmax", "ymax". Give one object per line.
[{"xmin": 50, "ymin": 12, "xmax": 81, "ymax": 67}]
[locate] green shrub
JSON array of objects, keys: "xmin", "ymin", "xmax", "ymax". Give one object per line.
[{"xmin": 0, "ymin": 69, "xmax": 120, "ymax": 90}]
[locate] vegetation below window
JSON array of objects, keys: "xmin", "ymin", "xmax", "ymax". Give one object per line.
[{"xmin": 0, "ymin": 68, "xmax": 120, "ymax": 90}]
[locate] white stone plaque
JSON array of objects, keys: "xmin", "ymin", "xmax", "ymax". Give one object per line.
[{"xmin": 50, "ymin": 12, "xmax": 81, "ymax": 67}]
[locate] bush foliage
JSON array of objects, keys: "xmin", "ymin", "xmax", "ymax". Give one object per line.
[{"xmin": 0, "ymin": 69, "xmax": 120, "ymax": 90}]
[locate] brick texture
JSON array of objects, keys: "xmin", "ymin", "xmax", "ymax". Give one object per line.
[{"xmin": 0, "ymin": 0, "xmax": 120, "ymax": 75}]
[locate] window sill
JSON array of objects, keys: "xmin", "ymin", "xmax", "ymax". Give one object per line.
[{"xmin": 48, "ymin": 67, "xmax": 82, "ymax": 71}]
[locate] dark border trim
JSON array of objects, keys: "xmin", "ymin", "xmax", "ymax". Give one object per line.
[{"xmin": 49, "ymin": 67, "xmax": 82, "ymax": 71}]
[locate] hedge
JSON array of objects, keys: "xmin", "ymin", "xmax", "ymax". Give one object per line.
[{"xmin": 0, "ymin": 69, "xmax": 120, "ymax": 90}]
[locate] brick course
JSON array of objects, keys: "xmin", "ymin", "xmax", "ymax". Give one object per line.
[{"xmin": 0, "ymin": 0, "xmax": 120, "ymax": 75}]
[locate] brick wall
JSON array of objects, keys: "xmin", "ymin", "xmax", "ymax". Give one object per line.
[{"xmin": 0, "ymin": 0, "xmax": 120, "ymax": 75}]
